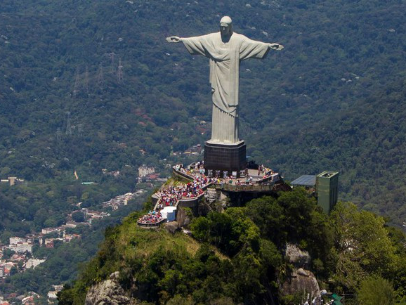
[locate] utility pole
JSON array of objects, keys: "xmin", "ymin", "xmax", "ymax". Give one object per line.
[
  {"xmin": 84, "ymin": 65, "xmax": 89, "ymax": 94},
  {"xmin": 108, "ymin": 52, "xmax": 116, "ymax": 73},
  {"xmin": 73, "ymin": 67, "xmax": 80, "ymax": 98},
  {"xmin": 97, "ymin": 63, "xmax": 104, "ymax": 90},
  {"xmin": 117, "ymin": 58, "xmax": 123, "ymax": 83},
  {"xmin": 77, "ymin": 124, "xmax": 84, "ymax": 137},
  {"xmin": 66, "ymin": 111, "xmax": 72, "ymax": 135},
  {"xmin": 56, "ymin": 127, "xmax": 62, "ymax": 143}
]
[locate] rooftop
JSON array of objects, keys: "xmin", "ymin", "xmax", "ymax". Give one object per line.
[
  {"xmin": 317, "ymin": 171, "xmax": 339, "ymax": 178},
  {"xmin": 291, "ymin": 175, "xmax": 316, "ymax": 187}
]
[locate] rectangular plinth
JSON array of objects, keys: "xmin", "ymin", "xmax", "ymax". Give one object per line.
[{"xmin": 204, "ymin": 141, "xmax": 246, "ymax": 177}]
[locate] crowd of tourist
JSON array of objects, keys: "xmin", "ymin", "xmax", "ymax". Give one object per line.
[
  {"xmin": 175, "ymin": 161, "xmax": 206, "ymax": 177},
  {"xmin": 137, "ymin": 162, "xmax": 280, "ymax": 226},
  {"xmin": 137, "ymin": 163, "xmax": 213, "ymax": 226},
  {"xmin": 220, "ymin": 176, "xmax": 254, "ymax": 186},
  {"xmin": 137, "ymin": 210, "xmax": 164, "ymax": 225},
  {"xmin": 176, "ymin": 161, "xmax": 280, "ymax": 187},
  {"xmin": 156, "ymin": 165, "xmax": 214, "ymax": 209},
  {"xmin": 257, "ymin": 164, "xmax": 275, "ymax": 178}
]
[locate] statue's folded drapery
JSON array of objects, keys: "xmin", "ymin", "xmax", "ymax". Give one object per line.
[{"xmin": 181, "ymin": 32, "xmax": 270, "ymax": 143}]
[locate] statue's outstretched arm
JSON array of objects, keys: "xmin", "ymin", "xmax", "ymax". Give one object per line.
[
  {"xmin": 269, "ymin": 43, "xmax": 284, "ymax": 51},
  {"xmin": 166, "ymin": 36, "xmax": 182, "ymax": 43}
]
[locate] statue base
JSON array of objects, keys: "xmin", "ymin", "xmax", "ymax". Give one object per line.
[{"xmin": 204, "ymin": 140, "xmax": 246, "ymax": 178}]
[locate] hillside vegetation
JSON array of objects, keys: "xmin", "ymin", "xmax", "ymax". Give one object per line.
[
  {"xmin": 1, "ymin": 0, "xmax": 406, "ymax": 226},
  {"xmin": 1, "ymin": 0, "xmax": 406, "ymax": 301},
  {"xmin": 251, "ymin": 79, "xmax": 406, "ymax": 225},
  {"xmin": 58, "ymin": 189, "xmax": 406, "ymax": 304}
]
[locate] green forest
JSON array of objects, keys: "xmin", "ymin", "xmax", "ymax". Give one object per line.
[
  {"xmin": 1, "ymin": 0, "xmax": 406, "ymax": 226},
  {"xmin": 58, "ymin": 189, "xmax": 406, "ymax": 304},
  {"xmin": 1, "ymin": 0, "xmax": 406, "ymax": 302}
]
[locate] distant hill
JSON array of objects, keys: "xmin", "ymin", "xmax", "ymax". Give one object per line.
[
  {"xmin": 250, "ymin": 79, "xmax": 406, "ymax": 225},
  {"xmin": 0, "ymin": 0, "xmax": 406, "ymax": 225}
]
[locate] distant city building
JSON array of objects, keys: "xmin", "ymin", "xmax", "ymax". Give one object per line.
[
  {"xmin": 44, "ymin": 239, "xmax": 58, "ymax": 248},
  {"xmin": 10, "ymin": 254, "xmax": 26, "ymax": 262},
  {"xmin": 21, "ymin": 296, "xmax": 36, "ymax": 305},
  {"xmin": 77, "ymin": 208, "xmax": 110, "ymax": 222},
  {"xmin": 25, "ymin": 258, "xmax": 46, "ymax": 269},
  {"xmin": 0, "ymin": 262, "xmax": 15, "ymax": 277},
  {"xmin": 9, "ymin": 237, "xmax": 25, "ymax": 245},
  {"xmin": 52, "ymin": 285, "xmax": 64, "ymax": 292},
  {"xmin": 47, "ymin": 291, "xmax": 58, "ymax": 302},
  {"xmin": 64, "ymin": 234, "xmax": 81, "ymax": 243},
  {"xmin": 102, "ymin": 192, "xmax": 139, "ymax": 210},
  {"xmin": 47, "ymin": 285, "xmax": 63, "ymax": 304},
  {"xmin": 64, "ymin": 222, "xmax": 78, "ymax": 228},
  {"xmin": 41, "ymin": 228, "xmax": 61, "ymax": 235},
  {"xmin": 101, "ymin": 169, "xmax": 120, "ymax": 178},
  {"xmin": 138, "ymin": 165, "xmax": 155, "ymax": 178},
  {"xmin": 8, "ymin": 237, "xmax": 33, "ymax": 254}
]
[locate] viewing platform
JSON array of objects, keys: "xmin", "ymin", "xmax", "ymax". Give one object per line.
[
  {"xmin": 137, "ymin": 163, "xmax": 214, "ymax": 227},
  {"xmin": 137, "ymin": 161, "xmax": 290, "ymax": 227}
]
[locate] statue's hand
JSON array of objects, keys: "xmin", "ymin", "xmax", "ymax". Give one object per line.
[
  {"xmin": 269, "ymin": 43, "xmax": 284, "ymax": 51},
  {"xmin": 166, "ymin": 36, "xmax": 182, "ymax": 43}
]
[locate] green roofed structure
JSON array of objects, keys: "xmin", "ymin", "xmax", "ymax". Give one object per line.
[
  {"xmin": 331, "ymin": 293, "xmax": 343, "ymax": 305},
  {"xmin": 292, "ymin": 171, "xmax": 339, "ymax": 214},
  {"xmin": 316, "ymin": 171, "xmax": 339, "ymax": 214}
]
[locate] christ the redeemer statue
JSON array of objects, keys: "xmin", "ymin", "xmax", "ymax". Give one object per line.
[{"xmin": 167, "ymin": 16, "xmax": 283, "ymax": 144}]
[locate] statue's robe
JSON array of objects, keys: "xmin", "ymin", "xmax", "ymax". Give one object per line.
[{"xmin": 182, "ymin": 32, "xmax": 270, "ymax": 143}]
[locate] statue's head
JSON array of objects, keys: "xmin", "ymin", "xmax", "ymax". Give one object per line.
[{"xmin": 220, "ymin": 16, "xmax": 233, "ymax": 36}]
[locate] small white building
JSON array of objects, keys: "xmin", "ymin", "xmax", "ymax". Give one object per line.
[
  {"xmin": 138, "ymin": 165, "xmax": 155, "ymax": 178},
  {"xmin": 47, "ymin": 291, "xmax": 58, "ymax": 300},
  {"xmin": 9, "ymin": 237, "xmax": 25, "ymax": 245},
  {"xmin": 25, "ymin": 258, "xmax": 46, "ymax": 269},
  {"xmin": 41, "ymin": 227, "xmax": 61, "ymax": 235},
  {"xmin": 9, "ymin": 243, "xmax": 32, "ymax": 254},
  {"xmin": 9, "ymin": 238, "xmax": 33, "ymax": 254}
]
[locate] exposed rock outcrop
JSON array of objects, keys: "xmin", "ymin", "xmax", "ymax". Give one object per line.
[
  {"xmin": 85, "ymin": 272, "xmax": 137, "ymax": 305},
  {"xmin": 164, "ymin": 221, "xmax": 179, "ymax": 234},
  {"xmin": 280, "ymin": 268, "xmax": 320, "ymax": 298},
  {"xmin": 285, "ymin": 243, "xmax": 311, "ymax": 268},
  {"xmin": 176, "ymin": 207, "xmax": 192, "ymax": 227},
  {"xmin": 280, "ymin": 244, "xmax": 320, "ymax": 299}
]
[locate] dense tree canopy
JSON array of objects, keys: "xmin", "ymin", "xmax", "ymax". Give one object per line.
[
  {"xmin": 59, "ymin": 188, "xmax": 406, "ymax": 304},
  {"xmin": 357, "ymin": 276, "xmax": 395, "ymax": 305},
  {"xmin": 1, "ymin": 0, "xmax": 406, "ymax": 227},
  {"xmin": 1, "ymin": 0, "xmax": 406, "ymax": 302},
  {"xmin": 330, "ymin": 202, "xmax": 397, "ymax": 293}
]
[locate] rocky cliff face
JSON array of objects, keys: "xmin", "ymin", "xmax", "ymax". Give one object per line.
[
  {"xmin": 176, "ymin": 207, "xmax": 192, "ymax": 227},
  {"xmin": 280, "ymin": 244, "xmax": 320, "ymax": 299},
  {"xmin": 280, "ymin": 268, "xmax": 320, "ymax": 298},
  {"xmin": 85, "ymin": 272, "xmax": 137, "ymax": 305}
]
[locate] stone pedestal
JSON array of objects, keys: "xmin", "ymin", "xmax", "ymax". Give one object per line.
[{"xmin": 204, "ymin": 141, "xmax": 246, "ymax": 177}]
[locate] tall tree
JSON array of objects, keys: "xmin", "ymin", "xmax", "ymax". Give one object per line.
[{"xmin": 330, "ymin": 202, "xmax": 396, "ymax": 292}]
